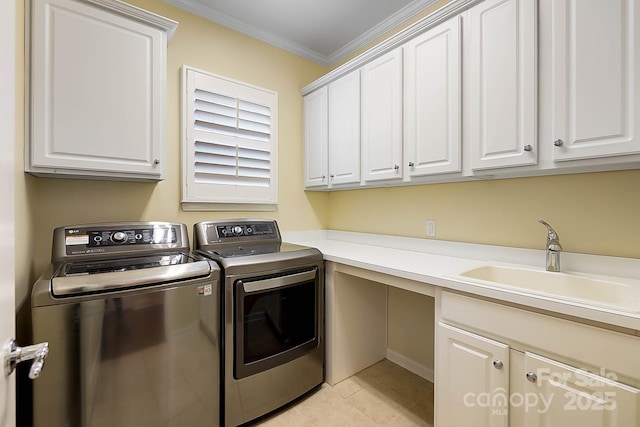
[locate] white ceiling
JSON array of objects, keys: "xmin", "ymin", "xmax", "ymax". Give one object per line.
[{"xmin": 163, "ymin": 0, "xmax": 440, "ymax": 66}]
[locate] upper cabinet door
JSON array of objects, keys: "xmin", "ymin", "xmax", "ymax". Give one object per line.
[
  {"xmin": 28, "ymin": 0, "xmax": 173, "ymax": 181},
  {"xmin": 550, "ymin": 0, "xmax": 640, "ymax": 161},
  {"xmin": 361, "ymin": 48, "xmax": 403, "ymax": 182},
  {"xmin": 303, "ymin": 87, "xmax": 329, "ymax": 188},
  {"xmin": 404, "ymin": 16, "xmax": 462, "ymax": 177},
  {"xmin": 328, "ymin": 70, "xmax": 361, "ymax": 186},
  {"xmin": 466, "ymin": 0, "xmax": 538, "ymax": 170}
]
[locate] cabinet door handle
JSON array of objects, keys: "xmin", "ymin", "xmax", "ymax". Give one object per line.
[
  {"xmin": 526, "ymin": 372, "xmax": 537, "ymax": 383},
  {"xmin": 321, "ymin": 175, "xmax": 326, "ymax": 180},
  {"xmin": 493, "ymin": 360, "xmax": 504, "ymax": 369},
  {"xmin": 553, "ymin": 139, "xmax": 564, "ymax": 147},
  {"xmin": 408, "ymin": 162, "xmax": 415, "ymax": 167},
  {"xmin": 153, "ymin": 158, "xmax": 161, "ymax": 165},
  {"xmin": 523, "ymin": 145, "xmax": 533, "ymax": 152},
  {"xmin": 394, "ymin": 165, "xmax": 400, "ymax": 171}
]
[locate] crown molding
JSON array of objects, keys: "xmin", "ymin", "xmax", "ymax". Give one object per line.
[
  {"xmin": 163, "ymin": 0, "xmax": 451, "ymax": 66},
  {"xmin": 301, "ymin": 0, "xmax": 483, "ymax": 95},
  {"xmin": 326, "ymin": 0, "xmax": 440, "ymax": 65},
  {"xmin": 86, "ymin": 0, "xmax": 178, "ymax": 40},
  {"xmin": 163, "ymin": 0, "xmax": 330, "ymax": 64}
]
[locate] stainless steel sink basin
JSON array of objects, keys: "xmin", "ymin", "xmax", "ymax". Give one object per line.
[{"xmin": 456, "ymin": 264, "xmax": 640, "ymax": 313}]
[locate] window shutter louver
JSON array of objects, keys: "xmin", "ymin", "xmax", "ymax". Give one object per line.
[{"xmin": 182, "ymin": 66, "xmax": 278, "ymax": 210}]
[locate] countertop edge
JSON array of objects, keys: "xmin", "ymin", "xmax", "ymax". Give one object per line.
[{"xmin": 283, "ymin": 230, "xmax": 640, "ymax": 331}]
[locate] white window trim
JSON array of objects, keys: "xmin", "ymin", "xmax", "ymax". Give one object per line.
[{"xmin": 181, "ymin": 65, "xmax": 278, "ymax": 211}]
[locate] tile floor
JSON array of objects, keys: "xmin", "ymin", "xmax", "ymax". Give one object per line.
[{"xmin": 253, "ymin": 359, "xmax": 434, "ymax": 426}]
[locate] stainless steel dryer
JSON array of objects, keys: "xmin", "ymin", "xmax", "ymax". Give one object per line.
[
  {"xmin": 31, "ymin": 222, "xmax": 221, "ymax": 427},
  {"xmin": 194, "ymin": 219, "xmax": 324, "ymax": 427}
]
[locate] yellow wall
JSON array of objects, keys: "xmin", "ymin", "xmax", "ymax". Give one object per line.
[
  {"xmin": 15, "ymin": 0, "xmax": 34, "ymax": 310},
  {"xmin": 15, "ymin": 0, "xmax": 330, "ymax": 308},
  {"xmin": 387, "ymin": 287, "xmax": 434, "ymax": 371},
  {"xmin": 327, "ymin": 170, "xmax": 640, "ymax": 258}
]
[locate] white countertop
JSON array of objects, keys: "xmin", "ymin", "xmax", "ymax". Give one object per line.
[{"xmin": 283, "ymin": 230, "xmax": 640, "ymax": 332}]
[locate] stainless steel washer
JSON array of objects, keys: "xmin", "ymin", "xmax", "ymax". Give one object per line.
[
  {"xmin": 31, "ymin": 222, "xmax": 221, "ymax": 427},
  {"xmin": 194, "ymin": 219, "xmax": 324, "ymax": 427}
]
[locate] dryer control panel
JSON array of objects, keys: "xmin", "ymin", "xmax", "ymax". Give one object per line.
[
  {"xmin": 214, "ymin": 222, "xmax": 276, "ymax": 239},
  {"xmin": 195, "ymin": 220, "xmax": 281, "ymax": 246}
]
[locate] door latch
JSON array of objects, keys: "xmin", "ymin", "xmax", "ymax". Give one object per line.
[{"xmin": 4, "ymin": 339, "xmax": 49, "ymax": 379}]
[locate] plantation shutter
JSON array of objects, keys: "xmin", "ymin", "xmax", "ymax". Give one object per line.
[{"xmin": 182, "ymin": 66, "xmax": 278, "ymax": 210}]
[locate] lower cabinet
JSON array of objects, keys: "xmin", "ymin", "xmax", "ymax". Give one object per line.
[
  {"xmin": 436, "ymin": 321, "xmax": 640, "ymax": 426},
  {"xmin": 520, "ymin": 351, "xmax": 640, "ymax": 427},
  {"xmin": 436, "ymin": 322, "xmax": 509, "ymax": 427}
]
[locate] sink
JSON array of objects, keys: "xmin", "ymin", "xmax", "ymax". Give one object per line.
[{"xmin": 456, "ymin": 264, "xmax": 640, "ymax": 313}]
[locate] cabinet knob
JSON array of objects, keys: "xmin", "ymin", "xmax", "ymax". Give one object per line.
[
  {"xmin": 553, "ymin": 139, "xmax": 564, "ymax": 147},
  {"xmin": 525, "ymin": 372, "xmax": 537, "ymax": 383},
  {"xmin": 321, "ymin": 175, "xmax": 326, "ymax": 181},
  {"xmin": 330, "ymin": 174, "xmax": 334, "ymax": 178},
  {"xmin": 153, "ymin": 158, "xmax": 161, "ymax": 165},
  {"xmin": 394, "ymin": 165, "xmax": 400, "ymax": 171},
  {"xmin": 523, "ymin": 145, "xmax": 533, "ymax": 152},
  {"xmin": 492, "ymin": 360, "xmax": 504, "ymax": 369},
  {"xmin": 408, "ymin": 162, "xmax": 415, "ymax": 167}
]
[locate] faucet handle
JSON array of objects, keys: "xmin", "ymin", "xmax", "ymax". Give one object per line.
[
  {"xmin": 538, "ymin": 219, "xmax": 558, "ymax": 238},
  {"xmin": 538, "ymin": 219, "xmax": 562, "ymax": 250}
]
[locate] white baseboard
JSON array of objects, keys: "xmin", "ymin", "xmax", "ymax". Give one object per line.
[{"xmin": 386, "ymin": 349, "xmax": 434, "ymax": 383}]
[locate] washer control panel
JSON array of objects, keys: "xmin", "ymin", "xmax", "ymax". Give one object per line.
[
  {"xmin": 57, "ymin": 223, "xmax": 183, "ymax": 258},
  {"xmin": 76, "ymin": 227, "xmax": 177, "ymax": 247}
]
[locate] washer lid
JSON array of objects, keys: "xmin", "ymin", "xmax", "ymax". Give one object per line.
[{"xmin": 51, "ymin": 253, "xmax": 212, "ymax": 297}]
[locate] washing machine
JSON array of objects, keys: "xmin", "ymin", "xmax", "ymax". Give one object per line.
[{"xmin": 31, "ymin": 222, "xmax": 221, "ymax": 427}]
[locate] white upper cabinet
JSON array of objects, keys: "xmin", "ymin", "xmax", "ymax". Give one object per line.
[
  {"xmin": 301, "ymin": 0, "xmax": 640, "ymax": 190},
  {"xmin": 404, "ymin": 16, "xmax": 462, "ymax": 178},
  {"xmin": 27, "ymin": 0, "xmax": 176, "ymax": 181},
  {"xmin": 304, "ymin": 71, "xmax": 361, "ymax": 189},
  {"xmin": 549, "ymin": 0, "xmax": 640, "ymax": 161},
  {"xmin": 361, "ymin": 48, "xmax": 403, "ymax": 182},
  {"xmin": 465, "ymin": 0, "xmax": 537, "ymax": 171},
  {"xmin": 328, "ymin": 70, "xmax": 361, "ymax": 186},
  {"xmin": 303, "ymin": 87, "xmax": 329, "ymax": 188}
]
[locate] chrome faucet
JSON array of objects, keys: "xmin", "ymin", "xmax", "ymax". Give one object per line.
[{"xmin": 538, "ymin": 220, "xmax": 562, "ymax": 272}]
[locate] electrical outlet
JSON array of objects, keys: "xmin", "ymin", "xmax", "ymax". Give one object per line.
[{"xmin": 425, "ymin": 220, "xmax": 436, "ymax": 238}]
